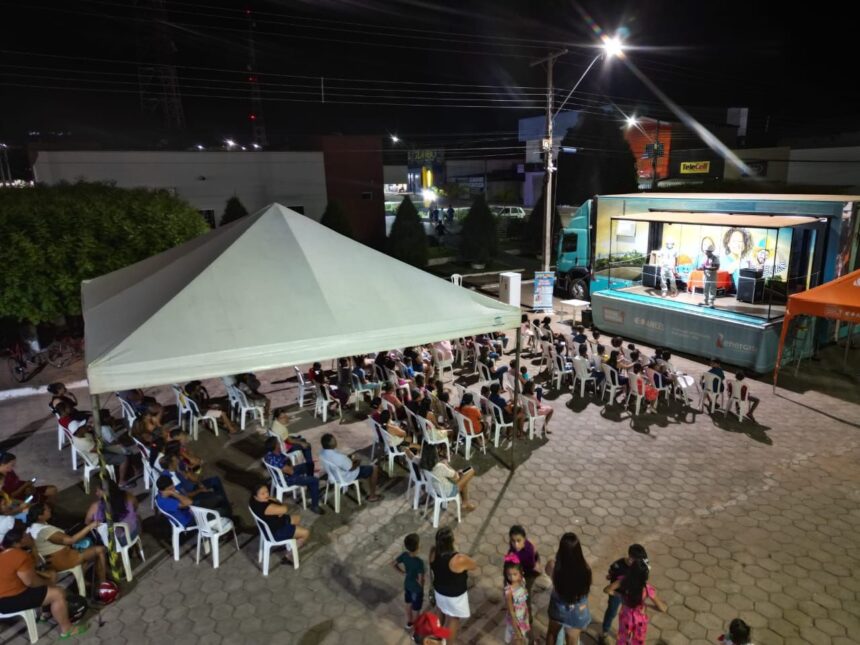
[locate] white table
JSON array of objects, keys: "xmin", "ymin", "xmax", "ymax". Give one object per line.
[{"xmin": 558, "ymin": 299, "xmax": 590, "ymax": 324}]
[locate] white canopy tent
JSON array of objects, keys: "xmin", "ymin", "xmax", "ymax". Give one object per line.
[{"xmin": 83, "ymin": 203, "xmax": 521, "ymax": 394}]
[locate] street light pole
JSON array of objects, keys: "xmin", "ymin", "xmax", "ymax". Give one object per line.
[{"xmin": 531, "ymin": 49, "xmax": 567, "ymax": 274}]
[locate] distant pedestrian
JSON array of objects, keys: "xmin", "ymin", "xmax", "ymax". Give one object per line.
[
  {"xmin": 446, "ymin": 205, "xmax": 455, "ymax": 224},
  {"xmin": 393, "ymin": 533, "xmax": 425, "ymax": 630},
  {"xmin": 603, "ymin": 559, "xmax": 668, "ymax": 645},
  {"xmin": 718, "ymin": 618, "xmax": 753, "ymax": 644}
]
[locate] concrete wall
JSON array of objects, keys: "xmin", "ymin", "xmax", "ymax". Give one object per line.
[
  {"xmin": 33, "ymin": 150, "xmax": 328, "ymax": 223},
  {"xmin": 725, "ymin": 146, "xmax": 791, "ymax": 182},
  {"xmin": 786, "ymin": 146, "xmax": 860, "ymax": 189}
]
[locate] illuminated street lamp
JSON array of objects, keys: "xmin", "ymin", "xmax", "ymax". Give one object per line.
[
  {"xmin": 626, "ymin": 115, "xmax": 639, "ymax": 128},
  {"xmin": 224, "ymin": 139, "xmax": 237, "ymax": 149},
  {"xmin": 390, "ymin": 134, "xmax": 400, "ymax": 144}
]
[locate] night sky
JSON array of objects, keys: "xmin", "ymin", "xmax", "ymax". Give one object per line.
[{"xmin": 1, "ymin": 0, "xmax": 856, "ymax": 150}]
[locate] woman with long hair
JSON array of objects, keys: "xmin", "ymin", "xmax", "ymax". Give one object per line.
[
  {"xmin": 603, "ymin": 559, "xmax": 667, "ymax": 645},
  {"xmin": 545, "ymin": 532, "xmax": 592, "ymax": 645},
  {"xmin": 429, "ymin": 527, "xmax": 477, "ymax": 644},
  {"xmin": 85, "ymin": 478, "xmax": 141, "ymax": 543}
]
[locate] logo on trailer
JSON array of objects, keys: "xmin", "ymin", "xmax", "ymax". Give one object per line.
[{"xmin": 716, "ymin": 333, "xmax": 756, "ymax": 352}]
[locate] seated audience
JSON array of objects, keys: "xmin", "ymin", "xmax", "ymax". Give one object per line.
[
  {"xmin": 160, "ymin": 452, "xmax": 232, "ymax": 520},
  {"xmin": 521, "ymin": 381, "xmax": 553, "ymax": 432},
  {"xmin": 249, "ymin": 482, "xmax": 310, "ymax": 565},
  {"xmin": 234, "ymin": 372, "xmax": 272, "ymax": 420},
  {"xmin": 27, "ymin": 504, "xmax": 107, "ymax": 587},
  {"xmin": 0, "ymin": 453, "xmax": 57, "ymax": 504},
  {"xmin": 456, "ymin": 393, "xmax": 484, "ymax": 435},
  {"xmin": 319, "ymin": 434, "xmax": 383, "ymax": 502},
  {"xmin": 155, "ymin": 476, "xmax": 194, "ymax": 527},
  {"xmin": 184, "ymin": 381, "xmax": 238, "ymax": 435},
  {"xmin": 420, "ymin": 445, "xmax": 476, "ymax": 511},
  {"xmin": 65, "ymin": 410, "xmax": 136, "ymax": 489},
  {"xmin": 0, "ymin": 528, "xmax": 84, "ymax": 639},
  {"xmin": 85, "ymin": 479, "xmax": 140, "ymax": 543},
  {"xmin": 270, "ymin": 408, "xmax": 314, "ymax": 467},
  {"xmin": 263, "ymin": 437, "xmax": 324, "ymax": 515}
]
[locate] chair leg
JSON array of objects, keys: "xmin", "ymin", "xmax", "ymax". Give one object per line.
[
  {"xmin": 172, "ymin": 531, "xmax": 181, "ymax": 561},
  {"xmin": 121, "ymin": 549, "xmax": 133, "ymax": 581},
  {"xmin": 71, "ymin": 566, "xmax": 85, "ymax": 595},
  {"xmin": 456, "ymin": 497, "xmax": 462, "ymax": 523},
  {"xmin": 262, "ymin": 544, "xmax": 270, "ymax": 576},
  {"xmin": 212, "ymin": 537, "xmax": 220, "ymax": 569},
  {"xmin": 432, "ymin": 501, "xmax": 441, "ymax": 528},
  {"xmin": 354, "ymin": 481, "xmax": 362, "ymax": 506},
  {"xmin": 196, "ymin": 534, "xmax": 202, "ymax": 564},
  {"xmin": 22, "ymin": 609, "xmax": 38, "ymax": 644},
  {"xmin": 291, "ymin": 539, "xmax": 300, "ymax": 569}
]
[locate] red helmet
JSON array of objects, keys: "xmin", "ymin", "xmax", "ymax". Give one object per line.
[{"xmin": 96, "ymin": 581, "xmax": 120, "ymax": 604}]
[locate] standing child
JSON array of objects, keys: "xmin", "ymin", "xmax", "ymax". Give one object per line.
[
  {"xmin": 603, "ymin": 559, "xmax": 667, "ymax": 645},
  {"xmin": 598, "ymin": 544, "xmax": 648, "ymax": 643},
  {"xmin": 503, "ymin": 556, "xmax": 531, "ymax": 644},
  {"xmin": 393, "ymin": 533, "xmax": 426, "ymax": 630}
]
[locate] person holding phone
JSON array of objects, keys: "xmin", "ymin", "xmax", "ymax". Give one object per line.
[
  {"xmin": 0, "ymin": 454, "xmax": 58, "ymax": 504},
  {"xmin": 420, "ymin": 445, "xmax": 476, "ymax": 511}
]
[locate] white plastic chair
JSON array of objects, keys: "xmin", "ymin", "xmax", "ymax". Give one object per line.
[
  {"xmin": 264, "ymin": 431, "xmax": 302, "ymax": 466},
  {"xmin": 0, "ymin": 609, "xmax": 38, "ymax": 643},
  {"xmin": 553, "ymin": 354, "xmax": 574, "ymax": 390},
  {"xmin": 725, "ymin": 380, "xmax": 751, "ymax": 421},
  {"xmin": 601, "ymin": 364, "xmax": 623, "ymax": 403},
  {"xmin": 418, "ymin": 415, "xmax": 451, "ymax": 461},
  {"xmin": 228, "ymin": 385, "xmax": 264, "ymax": 429},
  {"xmin": 433, "ymin": 347, "xmax": 455, "ymax": 382},
  {"xmin": 35, "ymin": 553, "xmax": 85, "ymax": 596},
  {"xmin": 155, "ymin": 497, "xmax": 200, "ymax": 561},
  {"xmin": 646, "ymin": 368, "xmax": 671, "ymax": 409},
  {"xmin": 249, "ymin": 508, "xmax": 299, "ymax": 575},
  {"xmin": 131, "ymin": 437, "xmax": 152, "ymax": 491},
  {"xmin": 572, "ymin": 356, "xmax": 597, "ymax": 398},
  {"xmin": 59, "ymin": 423, "xmax": 81, "ymax": 471},
  {"xmin": 454, "ymin": 412, "xmax": 486, "ymax": 460},
  {"xmin": 117, "ymin": 395, "xmax": 138, "ymax": 428},
  {"xmin": 96, "ymin": 522, "xmax": 145, "ymax": 582},
  {"xmin": 450, "ymin": 273, "xmax": 463, "ymax": 286},
  {"xmin": 483, "ymin": 397, "xmax": 513, "ymax": 448},
  {"xmin": 321, "ymin": 457, "xmax": 362, "ymax": 514},
  {"xmin": 538, "ymin": 340, "xmax": 554, "ymax": 374},
  {"xmin": 262, "ymin": 460, "xmax": 307, "ymax": 508},
  {"xmin": 294, "ymin": 366, "xmax": 316, "ymax": 408},
  {"xmin": 699, "ymin": 373, "xmax": 725, "ymax": 413},
  {"xmin": 313, "ymin": 385, "xmax": 342, "ymax": 423},
  {"xmin": 379, "ymin": 428, "xmax": 407, "ymax": 476},
  {"xmin": 172, "ymin": 385, "xmax": 192, "ymax": 430},
  {"xmin": 519, "ymin": 396, "xmax": 547, "ymax": 439},
  {"xmin": 476, "ymin": 362, "xmax": 496, "ymax": 390},
  {"xmin": 404, "ymin": 455, "xmax": 426, "ymax": 510},
  {"xmin": 423, "ymin": 470, "xmax": 462, "ymax": 528},
  {"xmin": 351, "ymin": 373, "xmax": 380, "ymax": 411},
  {"xmin": 625, "ymin": 373, "xmax": 646, "ymax": 416},
  {"xmin": 184, "ymin": 397, "xmax": 219, "ymax": 440},
  {"xmin": 78, "ymin": 448, "xmax": 116, "ymax": 494},
  {"xmin": 55, "ymin": 412, "xmax": 66, "ymax": 451},
  {"xmin": 190, "ymin": 506, "xmax": 238, "ymax": 569}
]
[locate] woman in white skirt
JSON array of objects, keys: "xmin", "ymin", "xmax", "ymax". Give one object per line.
[{"xmin": 429, "ymin": 527, "xmax": 478, "ymax": 644}]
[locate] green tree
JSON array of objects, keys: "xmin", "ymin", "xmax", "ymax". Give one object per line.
[
  {"xmin": 0, "ymin": 181, "xmax": 209, "ymax": 323},
  {"xmin": 220, "ymin": 196, "xmax": 249, "ymax": 226},
  {"xmin": 555, "ymin": 114, "xmax": 638, "ymax": 206},
  {"xmin": 459, "ymin": 195, "xmax": 498, "ymax": 265},
  {"xmin": 524, "ymin": 182, "xmax": 561, "ymax": 256},
  {"xmin": 319, "ymin": 200, "xmax": 354, "ymax": 238},
  {"xmin": 387, "ymin": 195, "xmax": 428, "ymax": 268}
]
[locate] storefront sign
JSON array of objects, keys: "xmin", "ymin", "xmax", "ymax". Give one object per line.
[
  {"xmin": 533, "ymin": 271, "xmax": 555, "ymax": 311},
  {"xmin": 680, "ymin": 161, "xmax": 711, "ymax": 174}
]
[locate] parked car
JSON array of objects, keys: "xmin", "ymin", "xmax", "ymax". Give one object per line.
[{"xmin": 491, "ymin": 205, "xmax": 527, "ymax": 219}]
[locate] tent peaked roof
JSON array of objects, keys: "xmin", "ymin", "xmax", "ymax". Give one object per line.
[
  {"xmin": 83, "ymin": 203, "xmax": 521, "ymax": 393},
  {"xmin": 784, "ymin": 268, "xmax": 860, "ymax": 321}
]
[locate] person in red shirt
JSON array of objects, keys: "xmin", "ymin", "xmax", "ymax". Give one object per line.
[
  {"xmin": 0, "ymin": 453, "xmax": 57, "ymax": 504},
  {"xmin": 457, "ymin": 393, "xmax": 484, "ymax": 435},
  {"xmin": 0, "ymin": 528, "xmax": 85, "ymax": 638}
]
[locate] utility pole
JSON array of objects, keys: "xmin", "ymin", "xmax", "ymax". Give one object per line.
[
  {"xmin": 651, "ymin": 119, "xmax": 661, "ymax": 190},
  {"xmin": 531, "ymin": 49, "xmax": 567, "ymax": 273},
  {"xmin": 134, "ymin": 0, "xmax": 185, "ymax": 130},
  {"xmin": 246, "ymin": 6, "xmax": 268, "ymax": 147}
]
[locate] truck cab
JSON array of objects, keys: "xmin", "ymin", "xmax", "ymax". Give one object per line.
[{"xmin": 555, "ymin": 199, "xmax": 594, "ymax": 299}]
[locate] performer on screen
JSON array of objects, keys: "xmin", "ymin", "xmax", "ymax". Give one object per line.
[
  {"xmin": 697, "ymin": 244, "xmax": 720, "ymax": 309},
  {"xmin": 657, "ymin": 238, "xmax": 678, "ymax": 297}
]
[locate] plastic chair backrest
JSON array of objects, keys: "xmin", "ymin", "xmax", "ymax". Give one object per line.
[
  {"xmin": 424, "ymin": 469, "xmax": 455, "ymax": 499},
  {"xmin": 602, "ymin": 363, "xmax": 619, "ymax": 386},
  {"xmin": 572, "ymin": 356, "xmax": 590, "ymax": 379},
  {"xmin": 702, "ymin": 372, "xmax": 723, "ymax": 393},
  {"xmin": 554, "ymin": 354, "xmax": 568, "ymax": 372},
  {"xmin": 155, "ymin": 498, "xmax": 187, "ymax": 531},
  {"xmin": 263, "ymin": 459, "xmax": 288, "ymax": 489},
  {"xmin": 249, "ymin": 508, "xmax": 277, "ymax": 543},
  {"xmin": 485, "ymin": 399, "xmax": 506, "ymax": 426},
  {"xmin": 233, "ymin": 387, "xmax": 252, "ymax": 407},
  {"xmin": 190, "ymin": 506, "xmax": 219, "ymax": 537},
  {"xmin": 321, "ymin": 458, "xmax": 347, "ymax": 486},
  {"xmin": 520, "ymin": 396, "xmax": 538, "ymax": 417},
  {"xmin": 294, "ymin": 367, "xmax": 307, "ymax": 387},
  {"xmin": 478, "ymin": 362, "xmax": 492, "ymax": 382}
]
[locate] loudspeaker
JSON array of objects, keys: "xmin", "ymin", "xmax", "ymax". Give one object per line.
[
  {"xmin": 641, "ymin": 264, "xmax": 660, "ymax": 289},
  {"xmin": 736, "ymin": 269, "xmax": 764, "ymax": 303},
  {"xmin": 580, "ymin": 308, "xmax": 593, "ymax": 328}
]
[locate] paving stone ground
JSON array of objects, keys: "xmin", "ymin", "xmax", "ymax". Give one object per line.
[{"xmin": 0, "ymin": 319, "xmax": 858, "ymax": 645}]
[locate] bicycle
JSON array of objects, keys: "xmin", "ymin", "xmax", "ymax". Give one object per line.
[{"xmin": 5, "ymin": 339, "xmax": 79, "ymax": 383}]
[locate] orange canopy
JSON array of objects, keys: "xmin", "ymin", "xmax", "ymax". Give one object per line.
[{"xmin": 774, "ymin": 269, "xmax": 860, "ymax": 383}]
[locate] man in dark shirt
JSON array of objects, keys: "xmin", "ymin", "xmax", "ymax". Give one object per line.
[{"xmin": 599, "ymin": 544, "xmax": 649, "ymax": 643}]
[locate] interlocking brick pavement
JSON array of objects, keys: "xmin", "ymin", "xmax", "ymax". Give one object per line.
[{"xmin": 0, "ymin": 324, "xmax": 858, "ymax": 645}]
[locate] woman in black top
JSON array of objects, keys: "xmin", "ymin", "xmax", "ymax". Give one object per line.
[
  {"xmin": 249, "ymin": 483, "xmax": 309, "ymax": 564},
  {"xmin": 429, "ymin": 527, "xmax": 478, "ymax": 644}
]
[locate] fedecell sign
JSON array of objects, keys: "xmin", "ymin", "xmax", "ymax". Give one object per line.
[{"xmin": 680, "ymin": 161, "xmax": 711, "ymax": 174}]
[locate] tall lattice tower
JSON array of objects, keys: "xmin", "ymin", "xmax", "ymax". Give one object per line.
[
  {"xmin": 135, "ymin": 0, "xmax": 185, "ymax": 129},
  {"xmin": 246, "ymin": 6, "xmax": 268, "ymax": 146}
]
